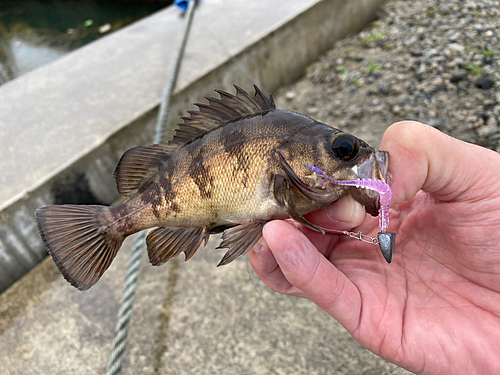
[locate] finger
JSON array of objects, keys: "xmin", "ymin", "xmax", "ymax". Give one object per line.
[
  {"xmin": 380, "ymin": 121, "xmax": 500, "ymax": 204},
  {"xmin": 305, "ymin": 195, "xmax": 366, "ymax": 230},
  {"xmin": 249, "ymin": 236, "xmax": 305, "ymax": 297},
  {"xmin": 261, "ymin": 220, "xmax": 362, "ymax": 332}
]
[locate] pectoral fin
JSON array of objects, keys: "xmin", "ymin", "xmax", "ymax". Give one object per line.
[
  {"xmin": 278, "ymin": 153, "xmax": 335, "ymax": 205},
  {"xmin": 146, "ymin": 227, "xmax": 210, "ymax": 266},
  {"xmin": 274, "ymin": 174, "xmax": 325, "ymax": 235},
  {"xmin": 217, "ymin": 221, "xmax": 265, "ymax": 266}
]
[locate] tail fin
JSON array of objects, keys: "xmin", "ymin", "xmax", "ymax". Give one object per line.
[{"xmin": 35, "ymin": 205, "xmax": 124, "ymax": 290}]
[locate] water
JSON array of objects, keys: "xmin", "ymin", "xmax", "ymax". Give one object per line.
[{"xmin": 0, "ymin": 0, "xmax": 172, "ymax": 84}]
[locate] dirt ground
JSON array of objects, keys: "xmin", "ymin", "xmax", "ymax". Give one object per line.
[{"xmin": 274, "ymin": 0, "xmax": 500, "ymax": 150}]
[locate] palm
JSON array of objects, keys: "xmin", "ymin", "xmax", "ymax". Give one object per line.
[
  {"xmin": 307, "ymin": 190, "xmax": 500, "ymax": 374},
  {"xmin": 250, "ymin": 122, "xmax": 500, "ymax": 374}
]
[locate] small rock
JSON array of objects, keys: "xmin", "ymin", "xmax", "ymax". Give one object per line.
[
  {"xmin": 477, "ymin": 124, "xmax": 498, "ymax": 137},
  {"xmin": 457, "ymin": 81, "xmax": 469, "ymax": 92},
  {"xmin": 432, "ymin": 76, "xmax": 444, "ymax": 86},
  {"xmin": 285, "ymin": 91, "xmax": 296, "ymax": 101},
  {"xmin": 484, "ymin": 30, "xmax": 493, "ymax": 37},
  {"xmin": 449, "ymin": 33, "xmax": 459, "ymax": 42},
  {"xmin": 450, "ymin": 73, "xmax": 468, "ymax": 83},
  {"xmin": 448, "ymin": 43, "xmax": 465, "ymax": 52},
  {"xmin": 426, "ymin": 48, "xmax": 439, "ymax": 57},
  {"xmin": 397, "ymin": 94, "xmax": 409, "ymax": 105},
  {"xmin": 475, "ymin": 76, "xmax": 494, "ymax": 90},
  {"xmin": 371, "ymin": 98, "xmax": 381, "ymax": 106},
  {"xmin": 392, "ymin": 105, "xmax": 402, "ymax": 115},
  {"xmin": 410, "ymin": 49, "xmax": 423, "ymax": 57},
  {"xmin": 428, "ymin": 118, "xmax": 445, "ymax": 128},
  {"xmin": 98, "ymin": 23, "xmax": 111, "ymax": 34},
  {"xmin": 378, "ymin": 85, "xmax": 390, "ymax": 95}
]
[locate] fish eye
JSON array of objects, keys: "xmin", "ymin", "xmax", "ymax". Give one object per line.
[{"xmin": 331, "ymin": 134, "xmax": 359, "ymax": 161}]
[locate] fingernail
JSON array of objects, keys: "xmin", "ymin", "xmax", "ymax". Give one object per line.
[{"xmin": 252, "ymin": 237, "xmax": 268, "ymax": 253}]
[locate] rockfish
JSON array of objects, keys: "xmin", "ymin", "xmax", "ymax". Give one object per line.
[{"xmin": 35, "ymin": 85, "xmax": 389, "ymax": 290}]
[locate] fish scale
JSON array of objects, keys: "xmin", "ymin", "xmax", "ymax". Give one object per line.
[{"xmin": 35, "ymin": 85, "xmax": 389, "ymax": 290}]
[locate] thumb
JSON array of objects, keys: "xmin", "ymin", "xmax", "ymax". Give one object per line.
[{"xmin": 380, "ymin": 121, "xmax": 500, "ymax": 204}]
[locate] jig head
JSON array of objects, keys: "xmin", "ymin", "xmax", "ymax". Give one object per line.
[{"xmin": 305, "ymin": 164, "xmax": 396, "ymax": 263}]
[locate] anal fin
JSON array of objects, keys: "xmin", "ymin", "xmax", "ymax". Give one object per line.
[
  {"xmin": 146, "ymin": 227, "xmax": 210, "ymax": 266},
  {"xmin": 217, "ymin": 221, "xmax": 265, "ymax": 266}
]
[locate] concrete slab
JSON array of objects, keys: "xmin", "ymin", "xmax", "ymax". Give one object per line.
[
  {"xmin": 0, "ymin": 0, "xmax": 414, "ymax": 374},
  {"xmin": 0, "ymin": 0, "xmax": 386, "ymax": 292},
  {"xmin": 0, "ymin": 237, "xmax": 409, "ymax": 374}
]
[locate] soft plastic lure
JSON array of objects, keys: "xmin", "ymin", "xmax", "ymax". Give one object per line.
[{"xmin": 305, "ymin": 164, "xmax": 396, "ymax": 263}]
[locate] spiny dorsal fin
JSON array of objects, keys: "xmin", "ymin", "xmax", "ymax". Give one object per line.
[
  {"xmin": 114, "ymin": 85, "xmax": 274, "ymax": 197},
  {"xmin": 171, "ymin": 85, "xmax": 275, "ymax": 145},
  {"xmin": 113, "ymin": 144, "xmax": 175, "ymax": 197}
]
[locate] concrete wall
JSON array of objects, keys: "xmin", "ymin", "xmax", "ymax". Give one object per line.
[{"xmin": 0, "ymin": 0, "xmax": 385, "ymax": 293}]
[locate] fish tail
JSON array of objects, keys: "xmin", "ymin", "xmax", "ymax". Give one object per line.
[{"xmin": 35, "ymin": 204, "xmax": 124, "ymax": 290}]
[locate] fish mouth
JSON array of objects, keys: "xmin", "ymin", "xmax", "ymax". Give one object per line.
[{"xmin": 349, "ymin": 149, "xmax": 390, "ymax": 216}]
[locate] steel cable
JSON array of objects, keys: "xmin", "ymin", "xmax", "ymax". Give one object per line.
[{"xmin": 106, "ymin": 2, "xmax": 197, "ymax": 374}]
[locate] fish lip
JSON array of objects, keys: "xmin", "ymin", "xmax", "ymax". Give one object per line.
[{"xmin": 351, "ymin": 149, "xmax": 390, "ymax": 216}]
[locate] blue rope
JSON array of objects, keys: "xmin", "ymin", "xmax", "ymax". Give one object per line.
[{"xmin": 106, "ymin": 2, "xmax": 197, "ymax": 374}]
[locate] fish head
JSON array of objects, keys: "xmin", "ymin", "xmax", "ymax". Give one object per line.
[{"xmin": 289, "ymin": 126, "xmax": 389, "ymax": 216}]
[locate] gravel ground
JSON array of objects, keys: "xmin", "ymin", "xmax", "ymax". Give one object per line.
[{"xmin": 275, "ymin": 0, "xmax": 500, "ymax": 150}]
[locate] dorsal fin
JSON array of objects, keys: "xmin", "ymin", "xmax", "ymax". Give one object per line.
[
  {"xmin": 113, "ymin": 85, "xmax": 274, "ymax": 197},
  {"xmin": 171, "ymin": 85, "xmax": 275, "ymax": 145},
  {"xmin": 113, "ymin": 144, "xmax": 175, "ymax": 197}
]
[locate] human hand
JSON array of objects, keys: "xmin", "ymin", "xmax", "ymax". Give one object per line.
[{"xmin": 249, "ymin": 121, "xmax": 500, "ymax": 374}]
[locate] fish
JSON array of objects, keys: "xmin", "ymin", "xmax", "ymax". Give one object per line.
[{"xmin": 35, "ymin": 85, "xmax": 389, "ymax": 290}]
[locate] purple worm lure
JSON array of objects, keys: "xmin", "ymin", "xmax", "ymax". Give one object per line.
[{"xmin": 305, "ymin": 164, "xmax": 396, "ymax": 263}]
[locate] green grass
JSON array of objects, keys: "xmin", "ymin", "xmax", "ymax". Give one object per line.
[
  {"xmin": 427, "ymin": 6, "xmax": 438, "ymax": 14},
  {"xmin": 365, "ymin": 61, "xmax": 382, "ymax": 74},
  {"xmin": 336, "ymin": 65, "xmax": 348, "ymax": 76},
  {"xmin": 360, "ymin": 31, "xmax": 386, "ymax": 43},
  {"xmin": 477, "ymin": 49, "xmax": 500, "ymax": 57},
  {"xmin": 351, "ymin": 79, "xmax": 364, "ymax": 87},
  {"xmin": 467, "ymin": 64, "xmax": 485, "ymax": 75}
]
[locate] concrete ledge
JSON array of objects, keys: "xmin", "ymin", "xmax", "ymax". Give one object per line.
[{"xmin": 0, "ymin": 0, "xmax": 384, "ymax": 290}]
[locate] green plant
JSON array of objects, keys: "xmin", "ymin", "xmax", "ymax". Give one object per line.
[
  {"xmin": 467, "ymin": 64, "xmax": 483, "ymax": 75},
  {"xmin": 361, "ymin": 31, "xmax": 386, "ymax": 43},
  {"xmin": 427, "ymin": 6, "xmax": 438, "ymax": 14},
  {"xmin": 336, "ymin": 65, "xmax": 347, "ymax": 75},
  {"xmin": 351, "ymin": 79, "xmax": 364, "ymax": 87},
  {"xmin": 371, "ymin": 20, "xmax": 384, "ymax": 28},
  {"xmin": 365, "ymin": 62, "xmax": 382, "ymax": 74},
  {"xmin": 477, "ymin": 49, "xmax": 500, "ymax": 57}
]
